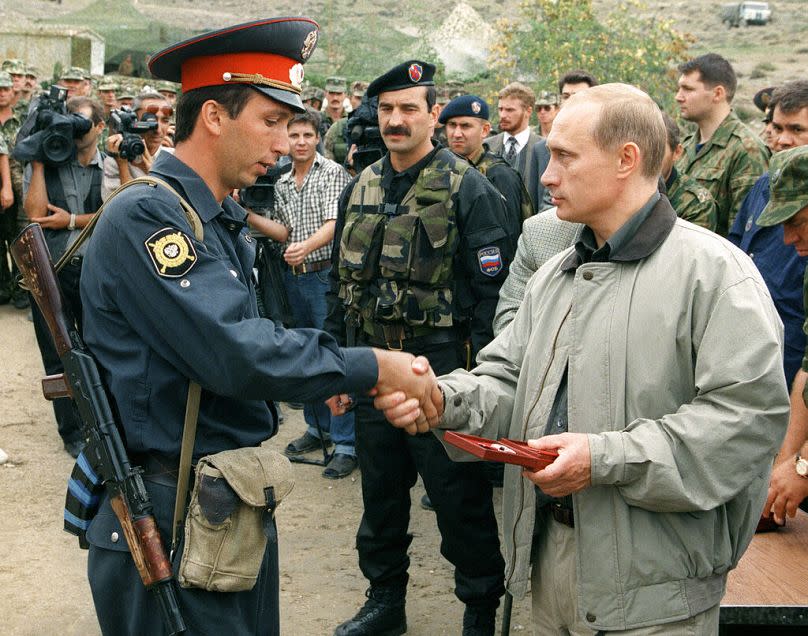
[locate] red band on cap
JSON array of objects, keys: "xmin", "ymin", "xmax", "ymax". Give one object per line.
[{"xmin": 181, "ymin": 52, "xmax": 298, "ymax": 91}]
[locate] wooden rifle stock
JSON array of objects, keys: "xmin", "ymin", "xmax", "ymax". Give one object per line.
[
  {"xmin": 10, "ymin": 223, "xmax": 186, "ymax": 635},
  {"xmin": 10, "ymin": 224, "xmax": 74, "ymax": 357},
  {"xmin": 42, "ymin": 373, "xmax": 72, "ymax": 400}
]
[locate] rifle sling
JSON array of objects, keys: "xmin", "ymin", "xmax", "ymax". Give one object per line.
[{"xmin": 53, "ymin": 176, "xmax": 205, "ymax": 554}]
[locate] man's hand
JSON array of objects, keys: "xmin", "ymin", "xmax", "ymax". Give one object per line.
[
  {"xmin": 523, "ymin": 433, "xmax": 592, "ymax": 497},
  {"xmin": 0, "ymin": 185, "xmax": 12, "ymax": 210},
  {"xmin": 764, "ymin": 458, "xmax": 808, "ymax": 524},
  {"xmin": 372, "ymin": 352, "xmax": 442, "ymax": 435},
  {"xmin": 106, "ymin": 133, "xmax": 124, "ymax": 157},
  {"xmin": 138, "ymin": 143, "xmax": 155, "ymax": 173},
  {"xmin": 32, "ymin": 203, "xmax": 70, "ymax": 229},
  {"xmin": 326, "ymin": 394, "xmax": 355, "ymax": 416},
  {"xmin": 283, "ymin": 240, "xmax": 311, "ymax": 266}
]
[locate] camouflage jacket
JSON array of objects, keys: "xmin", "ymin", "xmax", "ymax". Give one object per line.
[
  {"xmin": 0, "ymin": 108, "xmax": 25, "ymax": 194},
  {"xmin": 323, "ymin": 116, "xmax": 348, "ymax": 166},
  {"xmin": 677, "ymin": 110, "xmax": 769, "ymax": 236},
  {"xmin": 666, "ymin": 168, "xmax": 717, "ymax": 232}
]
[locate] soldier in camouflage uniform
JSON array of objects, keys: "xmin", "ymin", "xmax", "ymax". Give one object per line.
[
  {"xmin": 22, "ymin": 65, "xmax": 39, "ymax": 103},
  {"xmin": 324, "ymin": 81, "xmax": 367, "ymax": 166},
  {"xmin": 327, "ymin": 61, "xmax": 511, "ymax": 636},
  {"xmin": 675, "ymin": 53, "xmax": 769, "ymax": 236},
  {"xmin": 660, "ymin": 112, "xmax": 717, "ymax": 231},
  {"xmin": 755, "ymin": 144, "xmax": 808, "ymax": 521},
  {"xmin": 56, "ymin": 66, "xmax": 92, "ymax": 98},
  {"xmin": 533, "ymin": 90, "xmax": 559, "ymax": 137},
  {"xmin": 321, "ymin": 75, "xmax": 347, "ymax": 136},
  {"xmin": 117, "ymin": 84, "xmax": 136, "ymax": 109},
  {"xmin": 2, "ymin": 59, "xmax": 29, "ymax": 117},
  {"xmin": 440, "ymin": 94, "xmax": 533, "ymax": 241},
  {"xmin": 0, "ymin": 70, "xmax": 27, "ymax": 307}
]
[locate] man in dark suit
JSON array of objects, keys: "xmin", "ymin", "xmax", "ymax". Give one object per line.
[
  {"xmin": 530, "ymin": 70, "xmax": 598, "ymax": 211},
  {"xmin": 486, "ymin": 82, "xmax": 540, "ymax": 205}
]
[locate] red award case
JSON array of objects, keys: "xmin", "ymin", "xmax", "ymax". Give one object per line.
[{"xmin": 443, "ymin": 431, "xmax": 558, "ymax": 471}]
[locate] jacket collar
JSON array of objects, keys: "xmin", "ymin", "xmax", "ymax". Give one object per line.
[
  {"xmin": 150, "ymin": 151, "xmax": 241, "ymax": 223},
  {"xmin": 560, "ymin": 193, "xmax": 676, "ymax": 271}
]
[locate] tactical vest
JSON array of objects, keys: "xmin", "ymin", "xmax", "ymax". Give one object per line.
[{"xmin": 338, "ymin": 148, "xmax": 469, "ymax": 339}]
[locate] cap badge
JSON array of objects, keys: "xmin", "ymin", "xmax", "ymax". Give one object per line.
[
  {"xmin": 471, "ymin": 101, "xmax": 481, "ymax": 114},
  {"xmin": 408, "ymin": 64, "xmax": 423, "ymax": 83},
  {"xmin": 289, "ymin": 63, "xmax": 305, "ymax": 88},
  {"xmin": 301, "ymin": 30, "xmax": 318, "ymax": 60}
]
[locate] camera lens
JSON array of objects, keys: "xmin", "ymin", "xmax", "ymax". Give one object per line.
[
  {"xmin": 41, "ymin": 129, "xmax": 74, "ymax": 164},
  {"xmin": 120, "ymin": 134, "xmax": 145, "ymax": 160}
]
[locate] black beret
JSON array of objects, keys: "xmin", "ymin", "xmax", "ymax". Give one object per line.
[
  {"xmin": 438, "ymin": 94, "xmax": 490, "ymax": 124},
  {"xmin": 148, "ymin": 17, "xmax": 319, "ymax": 113},
  {"xmin": 366, "ymin": 60, "xmax": 435, "ymax": 99}
]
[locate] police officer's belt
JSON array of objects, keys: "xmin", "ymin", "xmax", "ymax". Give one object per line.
[
  {"xmin": 358, "ymin": 323, "xmax": 462, "ymax": 351},
  {"xmin": 130, "ymin": 452, "xmax": 195, "ymax": 490},
  {"xmin": 290, "ymin": 258, "xmax": 330, "ymax": 275}
]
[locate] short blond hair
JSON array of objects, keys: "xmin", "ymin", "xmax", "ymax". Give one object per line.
[
  {"xmin": 568, "ymin": 83, "xmax": 666, "ymax": 179},
  {"xmin": 498, "ymin": 82, "xmax": 535, "ymax": 110}
]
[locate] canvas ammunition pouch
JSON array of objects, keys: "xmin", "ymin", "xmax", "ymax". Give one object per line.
[
  {"xmin": 338, "ymin": 148, "xmax": 467, "ymax": 337},
  {"xmin": 178, "ymin": 445, "xmax": 294, "ymax": 592}
]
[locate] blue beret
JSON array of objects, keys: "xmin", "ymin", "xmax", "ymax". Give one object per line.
[
  {"xmin": 367, "ymin": 60, "xmax": 435, "ymax": 99},
  {"xmin": 438, "ymin": 95, "xmax": 489, "ymax": 124}
]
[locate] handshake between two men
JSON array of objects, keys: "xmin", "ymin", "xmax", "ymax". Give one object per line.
[
  {"xmin": 327, "ymin": 350, "xmax": 593, "ymax": 499},
  {"xmin": 326, "ymin": 351, "xmax": 443, "ymax": 435}
]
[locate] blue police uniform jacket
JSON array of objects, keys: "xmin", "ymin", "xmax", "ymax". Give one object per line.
[
  {"xmin": 729, "ymin": 173, "xmax": 807, "ymax": 388},
  {"xmin": 80, "ymin": 151, "xmax": 378, "ymax": 458}
]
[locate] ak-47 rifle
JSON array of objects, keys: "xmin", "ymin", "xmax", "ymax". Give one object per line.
[{"xmin": 11, "ymin": 223, "xmax": 185, "ymax": 635}]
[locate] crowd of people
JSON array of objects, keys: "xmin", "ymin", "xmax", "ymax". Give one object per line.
[{"xmin": 2, "ymin": 16, "xmax": 808, "ymax": 636}]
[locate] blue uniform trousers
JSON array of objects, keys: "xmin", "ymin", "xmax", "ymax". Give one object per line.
[{"xmin": 87, "ymin": 476, "xmax": 279, "ymax": 635}]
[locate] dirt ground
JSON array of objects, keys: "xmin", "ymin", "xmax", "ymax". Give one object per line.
[{"xmin": 0, "ymin": 303, "xmax": 532, "ymax": 635}]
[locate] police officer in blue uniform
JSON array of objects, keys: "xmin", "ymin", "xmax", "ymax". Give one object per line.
[
  {"xmin": 78, "ymin": 19, "xmax": 434, "ymax": 636},
  {"xmin": 326, "ymin": 61, "xmax": 511, "ymax": 636}
]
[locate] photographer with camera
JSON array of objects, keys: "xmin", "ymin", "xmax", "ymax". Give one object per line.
[
  {"xmin": 344, "ymin": 92, "xmax": 386, "ymax": 175},
  {"xmin": 102, "ymin": 92, "xmax": 172, "ymax": 200},
  {"xmin": 22, "ymin": 95, "xmax": 106, "ymax": 457}
]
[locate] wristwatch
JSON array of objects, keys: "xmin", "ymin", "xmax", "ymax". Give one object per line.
[
  {"xmin": 796, "ymin": 454, "xmax": 808, "ymax": 478},
  {"xmin": 68, "ymin": 213, "xmax": 77, "ymax": 231}
]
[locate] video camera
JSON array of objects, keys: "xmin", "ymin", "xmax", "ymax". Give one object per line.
[
  {"xmin": 13, "ymin": 86, "xmax": 93, "ymax": 165},
  {"xmin": 109, "ymin": 107, "xmax": 159, "ymax": 161},
  {"xmin": 238, "ymin": 156, "xmax": 292, "ymax": 211},
  {"xmin": 347, "ymin": 95, "xmax": 386, "ymax": 172}
]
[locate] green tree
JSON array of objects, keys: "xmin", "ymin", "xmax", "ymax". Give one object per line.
[{"xmin": 489, "ymin": 0, "xmax": 693, "ymax": 111}]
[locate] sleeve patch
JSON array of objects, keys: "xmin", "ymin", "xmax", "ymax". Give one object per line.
[
  {"xmin": 145, "ymin": 228, "xmax": 197, "ymax": 277},
  {"xmin": 478, "ymin": 246, "xmax": 503, "ymax": 277}
]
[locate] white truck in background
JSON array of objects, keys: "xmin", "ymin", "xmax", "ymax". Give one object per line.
[{"xmin": 721, "ymin": 2, "xmax": 772, "ymax": 27}]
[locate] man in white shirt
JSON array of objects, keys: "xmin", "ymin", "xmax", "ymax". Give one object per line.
[{"xmin": 486, "ymin": 82, "xmax": 541, "ymax": 205}]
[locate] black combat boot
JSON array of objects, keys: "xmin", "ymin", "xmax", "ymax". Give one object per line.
[
  {"xmin": 334, "ymin": 586, "xmax": 407, "ymax": 636},
  {"xmin": 462, "ymin": 603, "xmax": 497, "ymax": 636}
]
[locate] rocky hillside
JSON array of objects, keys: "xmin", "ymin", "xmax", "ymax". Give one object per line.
[{"xmin": 5, "ymin": 0, "xmax": 808, "ymax": 119}]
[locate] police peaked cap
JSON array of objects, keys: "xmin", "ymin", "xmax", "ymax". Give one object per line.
[
  {"xmin": 366, "ymin": 60, "xmax": 435, "ymax": 99},
  {"xmin": 438, "ymin": 95, "xmax": 490, "ymax": 124},
  {"xmin": 148, "ymin": 17, "xmax": 320, "ymax": 113}
]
